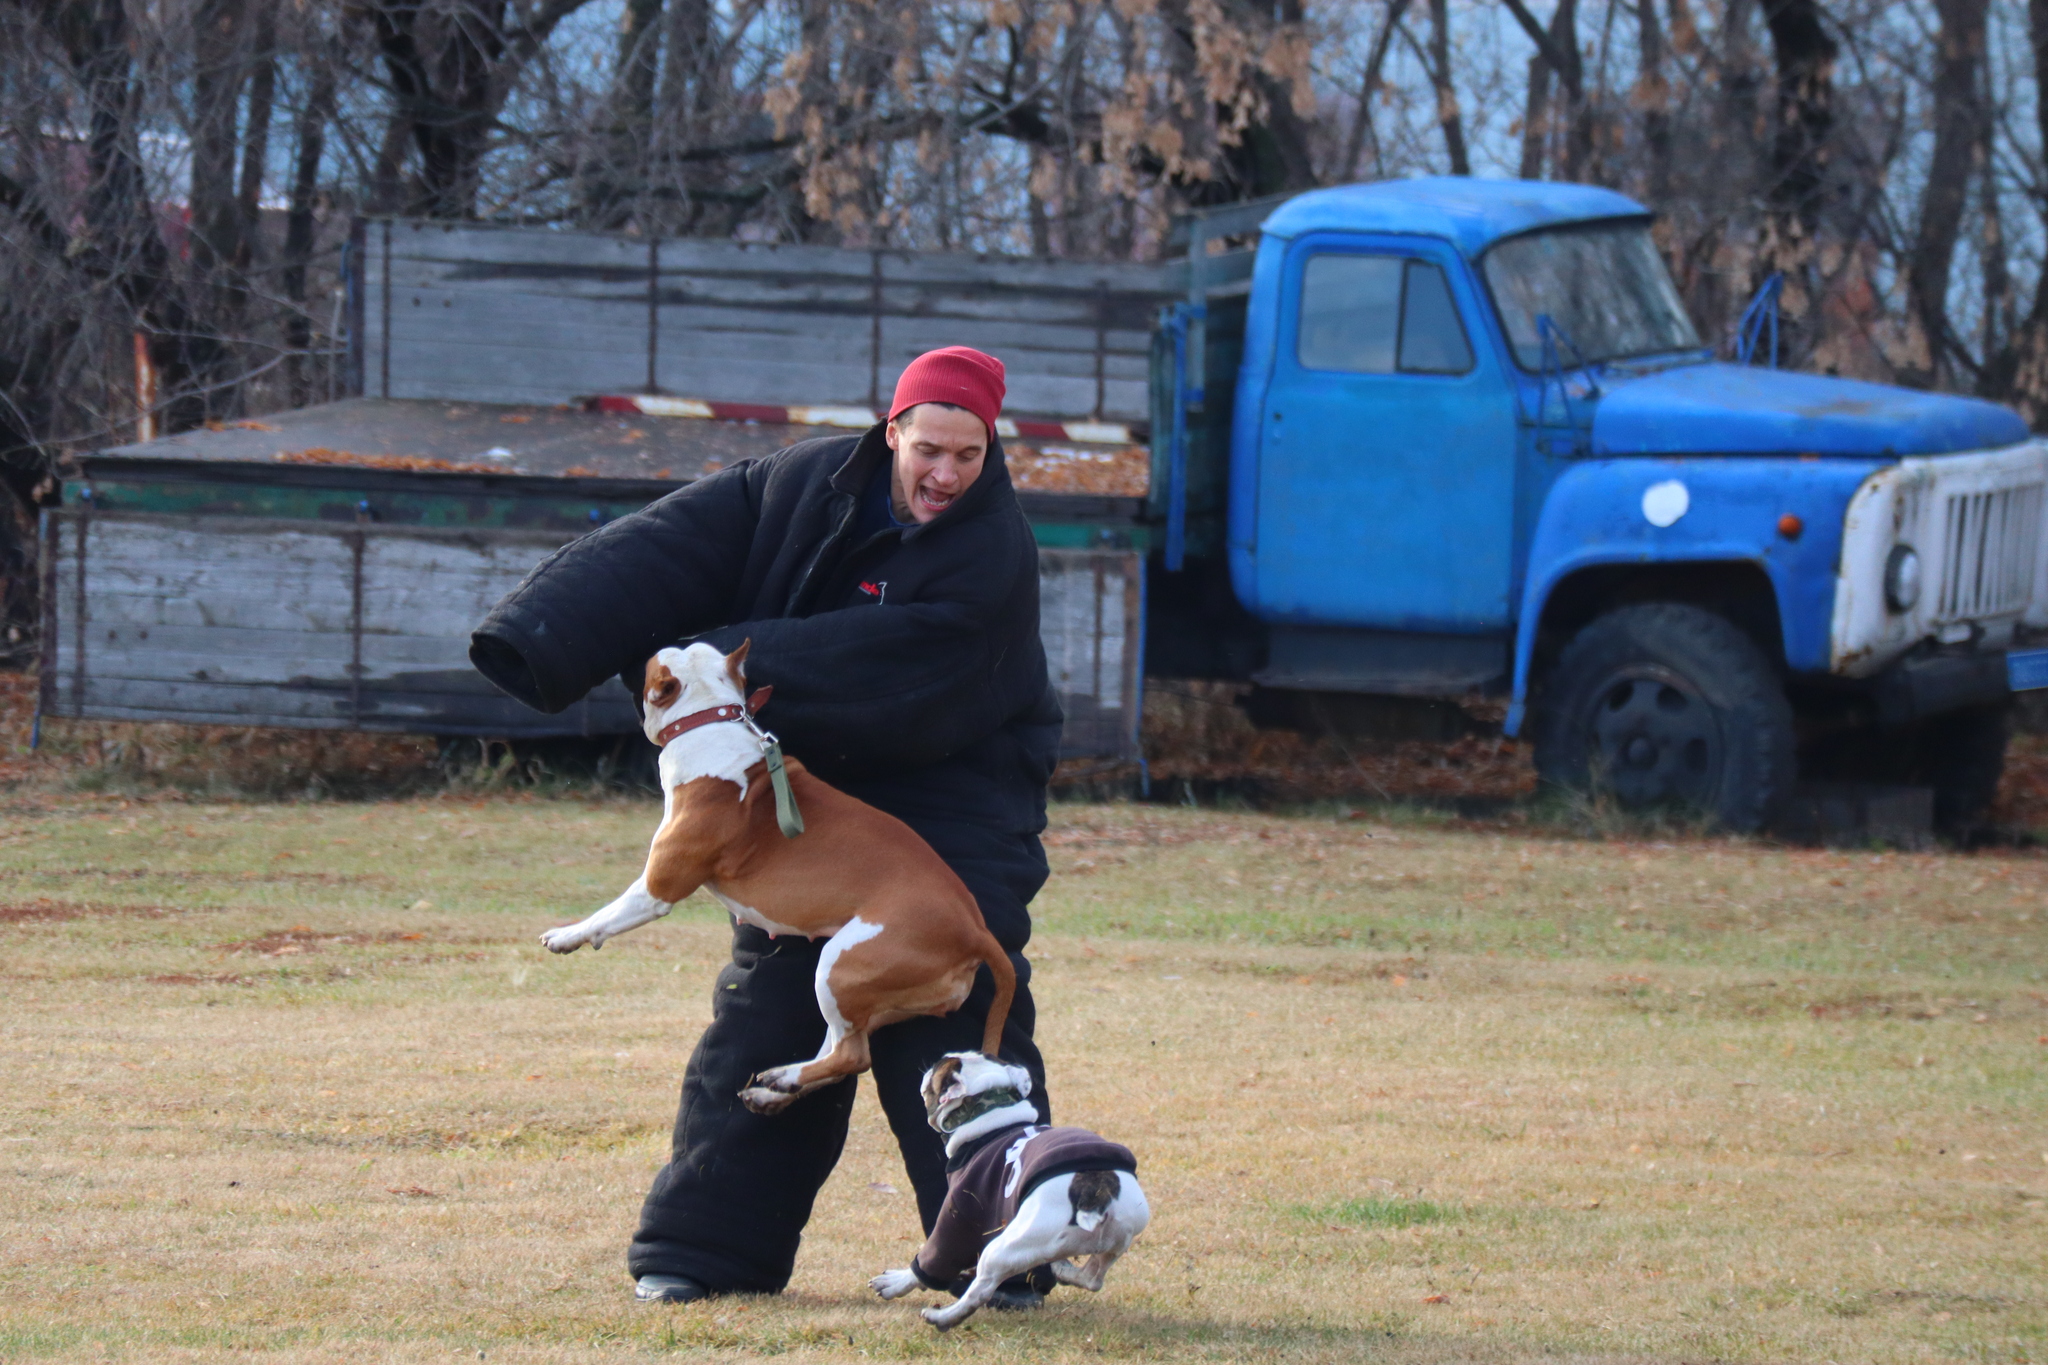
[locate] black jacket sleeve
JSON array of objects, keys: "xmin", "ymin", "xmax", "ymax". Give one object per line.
[{"xmin": 468, "ymin": 462, "xmax": 762, "ymax": 713}]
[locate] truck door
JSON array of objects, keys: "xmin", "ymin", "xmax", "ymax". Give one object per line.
[{"xmin": 1248, "ymin": 234, "xmax": 1518, "ymax": 632}]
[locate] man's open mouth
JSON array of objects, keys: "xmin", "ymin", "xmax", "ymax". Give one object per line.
[{"xmin": 915, "ymin": 484, "xmax": 955, "ymax": 513}]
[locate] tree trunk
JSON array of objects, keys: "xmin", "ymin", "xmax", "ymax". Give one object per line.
[
  {"xmin": 1504, "ymin": 0, "xmax": 1580, "ymax": 179},
  {"xmin": 66, "ymin": 0, "xmax": 218, "ymax": 432},
  {"xmin": 1342, "ymin": 0, "xmax": 1410, "ymax": 180},
  {"xmin": 371, "ymin": 0, "xmax": 507, "ymax": 219},
  {"xmin": 1230, "ymin": 0, "xmax": 1318, "ymax": 194},
  {"xmin": 1636, "ymin": 0, "xmax": 1672, "ymax": 204},
  {"xmin": 1754, "ymin": 0, "xmax": 1838, "ymax": 365},
  {"xmin": 1906, "ymin": 0, "xmax": 1988, "ymax": 386},
  {"xmin": 1976, "ymin": 0, "xmax": 2048, "ymax": 420},
  {"xmin": 237, "ymin": 2, "xmax": 277, "ymax": 268},
  {"xmin": 189, "ymin": 0, "xmax": 248, "ymax": 275},
  {"xmin": 1519, "ymin": 49, "xmax": 1552, "ymax": 179},
  {"xmin": 284, "ymin": 63, "xmax": 335, "ymax": 404},
  {"xmin": 1425, "ymin": 0, "xmax": 1471, "ymax": 176},
  {"xmin": 585, "ymin": 0, "xmax": 661, "ymax": 226}
]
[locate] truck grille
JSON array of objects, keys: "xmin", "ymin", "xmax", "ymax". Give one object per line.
[{"xmin": 1936, "ymin": 483, "xmax": 2044, "ymax": 620}]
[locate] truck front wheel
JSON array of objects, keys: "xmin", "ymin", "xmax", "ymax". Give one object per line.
[{"xmin": 1534, "ymin": 604, "xmax": 1796, "ymax": 831}]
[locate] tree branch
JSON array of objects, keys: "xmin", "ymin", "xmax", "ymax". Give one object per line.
[{"xmin": 1499, "ymin": 0, "xmax": 1582, "ymax": 94}]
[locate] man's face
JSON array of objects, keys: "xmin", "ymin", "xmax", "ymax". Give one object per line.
[{"xmin": 885, "ymin": 404, "xmax": 988, "ymax": 524}]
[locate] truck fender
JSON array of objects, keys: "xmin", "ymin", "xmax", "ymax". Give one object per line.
[{"xmin": 1503, "ymin": 457, "xmax": 1875, "ymax": 736}]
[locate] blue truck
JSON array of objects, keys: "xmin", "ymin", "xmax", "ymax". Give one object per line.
[{"xmin": 1150, "ymin": 177, "xmax": 2048, "ymax": 830}]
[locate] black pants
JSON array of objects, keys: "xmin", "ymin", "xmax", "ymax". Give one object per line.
[{"xmin": 627, "ymin": 820, "xmax": 1051, "ymax": 1291}]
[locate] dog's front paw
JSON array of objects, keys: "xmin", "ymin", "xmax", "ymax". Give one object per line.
[
  {"xmin": 870, "ymin": 1268, "xmax": 921, "ymax": 1300},
  {"xmin": 920, "ymin": 1305, "xmax": 964, "ymax": 1331},
  {"xmin": 540, "ymin": 924, "xmax": 592, "ymax": 953},
  {"xmin": 868, "ymin": 1268, "xmax": 917, "ymax": 1301}
]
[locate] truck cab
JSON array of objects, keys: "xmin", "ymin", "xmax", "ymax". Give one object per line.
[{"xmin": 1155, "ymin": 177, "xmax": 2048, "ymax": 830}]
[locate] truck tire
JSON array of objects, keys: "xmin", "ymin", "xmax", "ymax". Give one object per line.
[
  {"xmin": 1533, "ymin": 603, "xmax": 1796, "ymax": 831},
  {"xmin": 1801, "ymin": 704, "xmax": 2007, "ymax": 835}
]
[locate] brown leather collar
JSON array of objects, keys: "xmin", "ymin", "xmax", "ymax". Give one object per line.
[{"xmin": 654, "ymin": 686, "xmax": 773, "ymax": 746}]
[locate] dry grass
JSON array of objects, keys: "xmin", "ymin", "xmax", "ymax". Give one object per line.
[{"xmin": 1, "ymin": 796, "xmax": 2044, "ymax": 1364}]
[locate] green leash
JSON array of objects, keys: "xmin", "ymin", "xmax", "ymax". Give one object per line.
[{"xmin": 763, "ymin": 739, "xmax": 804, "ymax": 839}]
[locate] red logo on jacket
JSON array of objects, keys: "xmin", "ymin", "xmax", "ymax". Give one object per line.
[{"xmin": 858, "ymin": 580, "xmax": 887, "ymax": 603}]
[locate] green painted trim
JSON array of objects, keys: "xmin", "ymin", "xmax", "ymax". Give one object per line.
[
  {"xmin": 65, "ymin": 476, "xmax": 1157, "ymax": 549},
  {"xmin": 1031, "ymin": 522, "xmax": 1153, "ymax": 550}
]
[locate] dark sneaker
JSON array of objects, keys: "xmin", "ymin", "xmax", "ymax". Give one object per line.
[
  {"xmin": 984, "ymin": 1284, "xmax": 1046, "ymax": 1311},
  {"xmin": 635, "ymin": 1274, "xmax": 713, "ymax": 1303}
]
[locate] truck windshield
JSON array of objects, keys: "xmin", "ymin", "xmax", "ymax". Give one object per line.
[{"xmin": 1482, "ymin": 221, "xmax": 1700, "ymax": 370}]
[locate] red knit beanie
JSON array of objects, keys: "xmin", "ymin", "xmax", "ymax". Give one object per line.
[{"xmin": 888, "ymin": 346, "xmax": 1006, "ymax": 436}]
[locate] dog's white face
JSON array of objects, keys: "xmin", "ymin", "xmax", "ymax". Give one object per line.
[
  {"xmin": 920, "ymin": 1051, "xmax": 1032, "ymax": 1133},
  {"xmin": 641, "ymin": 641, "xmax": 747, "ymax": 744}
]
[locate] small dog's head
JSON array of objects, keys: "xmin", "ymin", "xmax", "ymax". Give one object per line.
[
  {"xmin": 920, "ymin": 1051, "xmax": 1032, "ymax": 1135},
  {"xmin": 641, "ymin": 640, "xmax": 749, "ymax": 744}
]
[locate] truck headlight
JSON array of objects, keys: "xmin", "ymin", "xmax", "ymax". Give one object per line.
[{"xmin": 1884, "ymin": 544, "xmax": 1921, "ymax": 613}]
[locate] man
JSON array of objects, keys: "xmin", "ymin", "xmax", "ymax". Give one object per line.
[{"xmin": 470, "ymin": 346, "xmax": 1062, "ymax": 1304}]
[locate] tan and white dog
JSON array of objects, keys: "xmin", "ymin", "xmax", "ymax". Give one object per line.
[
  {"xmin": 539, "ymin": 641, "xmax": 1016, "ymax": 1115},
  {"xmin": 870, "ymin": 1052, "xmax": 1150, "ymax": 1330}
]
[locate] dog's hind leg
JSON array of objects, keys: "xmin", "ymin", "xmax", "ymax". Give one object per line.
[
  {"xmin": 1049, "ymin": 1247, "xmax": 1123, "ymax": 1293},
  {"xmin": 738, "ymin": 919, "xmax": 886, "ymax": 1113},
  {"xmin": 1048, "ymin": 1173, "xmax": 1147, "ymax": 1291},
  {"xmin": 738, "ymin": 1023, "xmax": 871, "ymax": 1114}
]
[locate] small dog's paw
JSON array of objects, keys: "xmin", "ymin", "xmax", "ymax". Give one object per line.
[
  {"xmin": 870, "ymin": 1268, "xmax": 920, "ymax": 1300},
  {"xmin": 920, "ymin": 1306, "xmax": 960, "ymax": 1331}
]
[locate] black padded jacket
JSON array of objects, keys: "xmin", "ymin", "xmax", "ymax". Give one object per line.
[{"xmin": 468, "ymin": 423, "xmax": 1061, "ymax": 836}]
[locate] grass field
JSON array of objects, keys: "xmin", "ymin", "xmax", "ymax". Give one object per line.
[{"xmin": 1, "ymin": 794, "xmax": 2044, "ymax": 1364}]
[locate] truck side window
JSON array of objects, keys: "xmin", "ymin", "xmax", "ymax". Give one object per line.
[
  {"xmin": 1297, "ymin": 254, "xmax": 1473, "ymax": 376},
  {"xmin": 1299, "ymin": 254, "xmax": 1401, "ymax": 372},
  {"xmin": 1397, "ymin": 261, "xmax": 1474, "ymax": 374}
]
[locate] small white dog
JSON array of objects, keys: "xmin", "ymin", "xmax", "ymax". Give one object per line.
[{"xmin": 869, "ymin": 1052, "xmax": 1150, "ymax": 1330}]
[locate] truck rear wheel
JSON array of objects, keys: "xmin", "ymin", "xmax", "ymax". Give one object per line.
[{"xmin": 1534, "ymin": 603, "xmax": 1796, "ymax": 831}]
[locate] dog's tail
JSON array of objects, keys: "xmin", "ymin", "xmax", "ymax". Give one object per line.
[{"xmin": 977, "ymin": 934, "xmax": 1016, "ymax": 1058}]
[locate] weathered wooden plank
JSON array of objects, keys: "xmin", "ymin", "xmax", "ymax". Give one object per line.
[
  {"xmin": 81, "ymin": 523, "xmax": 357, "ymax": 630},
  {"xmin": 387, "ymin": 221, "xmax": 648, "ymax": 274},
  {"xmin": 877, "ymin": 286, "xmax": 1158, "ymax": 335},
  {"xmin": 359, "ymin": 536, "xmax": 562, "ymax": 636},
  {"xmin": 879, "ymin": 250, "xmax": 1176, "ymax": 296},
  {"xmin": 69, "ymin": 627, "xmax": 491, "ymax": 687},
  {"xmin": 658, "ymin": 238, "xmax": 876, "ymax": 281},
  {"xmin": 654, "ymin": 306, "xmax": 878, "ymax": 355},
  {"xmin": 386, "ymin": 261, "xmax": 647, "ymax": 305},
  {"xmin": 653, "ymin": 272, "xmax": 877, "ymax": 313},
  {"xmin": 873, "ymin": 319, "xmax": 1122, "ymax": 366},
  {"xmin": 652, "ymin": 354, "xmax": 875, "ymax": 409},
  {"xmin": 384, "ymin": 291, "xmax": 648, "ymax": 349}
]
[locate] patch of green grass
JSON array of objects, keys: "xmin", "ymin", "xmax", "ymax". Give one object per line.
[{"xmin": 1295, "ymin": 1196, "xmax": 1456, "ymax": 1229}]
